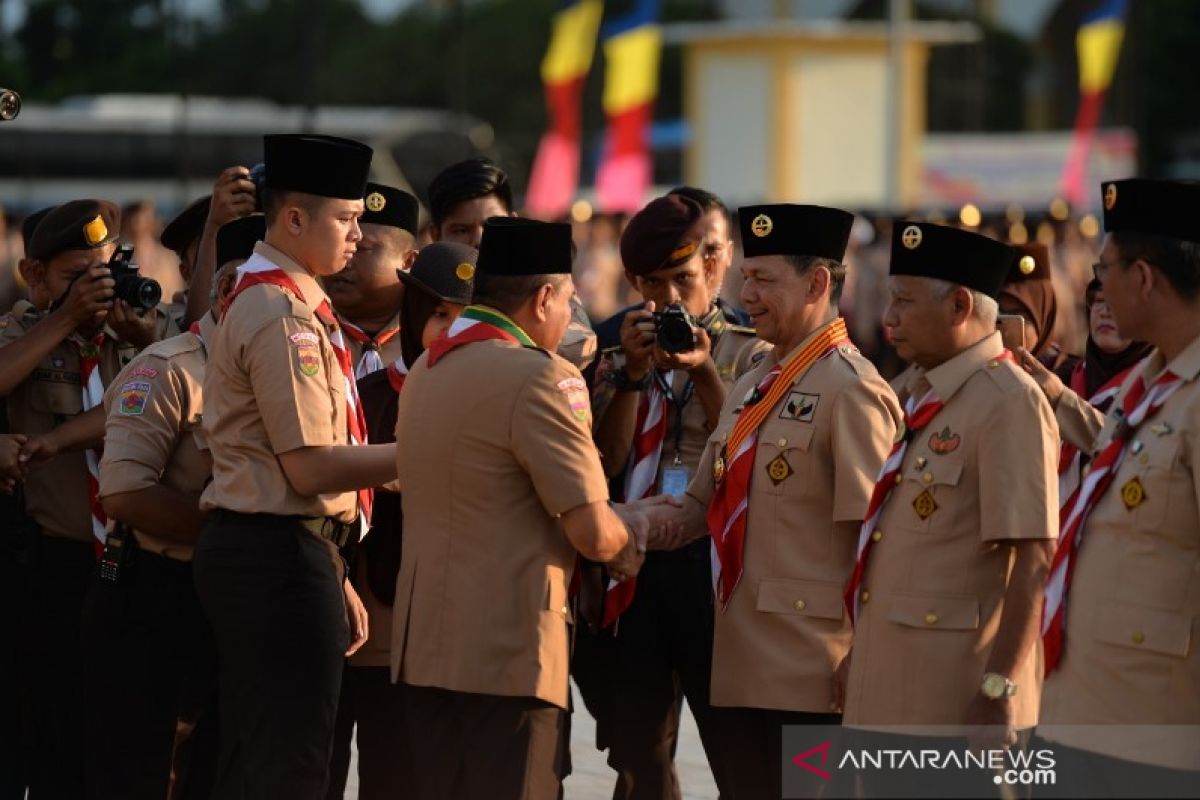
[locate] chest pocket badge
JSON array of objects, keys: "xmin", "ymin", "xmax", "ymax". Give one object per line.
[
  {"xmin": 779, "ymin": 392, "xmax": 818, "ymax": 422},
  {"xmin": 766, "ymin": 454, "xmax": 793, "ymax": 485},
  {"xmin": 1121, "ymin": 477, "xmax": 1146, "ymax": 511},
  {"xmin": 913, "ymin": 489, "xmax": 938, "ymax": 520}
]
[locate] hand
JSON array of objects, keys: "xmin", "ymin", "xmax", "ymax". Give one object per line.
[
  {"xmin": 107, "ymin": 300, "xmax": 159, "ymax": 349},
  {"xmin": 208, "ymin": 166, "xmax": 257, "ymax": 228},
  {"xmin": 1016, "ymin": 347, "xmax": 1064, "ymax": 407},
  {"xmin": 832, "ymin": 651, "xmax": 851, "ymax": 713},
  {"xmin": 0, "ymin": 434, "xmax": 27, "ymax": 490},
  {"xmin": 343, "ymin": 578, "xmax": 370, "ymax": 657},
  {"xmin": 58, "ymin": 264, "xmax": 115, "ymax": 327},
  {"xmin": 965, "ymin": 692, "xmax": 1017, "ymax": 753},
  {"xmin": 630, "ymin": 494, "xmax": 696, "ymax": 551},
  {"xmin": 654, "ymin": 325, "xmax": 713, "ymax": 374},
  {"xmin": 606, "ymin": 506, "xmax": 648, "ymax": 582},
  {"xmin": 618, "ymin": 302, "xmax": 657, "ymax": 380},
  {"xmin": 18, "ymin": 434, "xmax": 57, "ymax": 471}
]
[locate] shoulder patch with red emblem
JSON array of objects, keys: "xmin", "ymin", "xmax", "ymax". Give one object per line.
[
  {"xmin": 556, "ymin": 377, "xmax": 590, "ymax": 425},
  {"xmin": 128, "ymin": 366, "xmax": 159, "ymax": 380},
  {"xmin": 290, "ymin": 331, "xmax": 321, "ymax": 377},
  {"xmin": 118, "ymin": 381, "xmax": 152, "ymax": 416}
]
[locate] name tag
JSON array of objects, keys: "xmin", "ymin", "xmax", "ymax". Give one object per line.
[{"xmin": 660, "ymin": 466, "xmax": 690, "ymax": 498}]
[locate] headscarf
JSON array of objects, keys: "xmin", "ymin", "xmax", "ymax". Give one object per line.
[{"xmin": 1080, "ymin": 278, "xmax": 1153, "ymax": 398}]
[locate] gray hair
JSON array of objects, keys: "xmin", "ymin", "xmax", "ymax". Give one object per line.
[{"xmin": 924, "ymin": 277, "xmax": 998, "ymax": 327}]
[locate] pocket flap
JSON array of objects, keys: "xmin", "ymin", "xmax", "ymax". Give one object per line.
[
  {"xmin": 758, "ymin": 426, "xmax": 815, "ymax": 454},
  {"xmin": 887, "ymin": 591, "xmax": 979, "ymax": 630},
  {"xmin": 906, "ymin": 457, "xmax": 963, "ymax": 487},
  {"xmin": 756, "ymin": 577, "xmax": 845, "ymax": 621},
  {"xmin": 1094, "ymin": 600, "xmax": 1192, "ymax": 657}
]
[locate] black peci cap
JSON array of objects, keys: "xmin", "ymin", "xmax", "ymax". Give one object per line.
[
  {"xmin": 1005, "ymin": 242, "xmax": 1051, "ymax": 284},
  {"xmin": 1100, "ymin": 178, "xmax": 1200, "ymax": 243},
  {"xmin": 262, "ymin": 134, "xmax": 373, "ymax": 200},
  {"xmin": 739, "ymin": 204, "xmax": 854, "ymax": 262},
  {"xmin": 362, "ymin": 182, "xmax": 420, "ymax": 236},
  {"xmin": 398, "ymin": 241, "xmax": 476, "ymax": 306},
  {"xmin": 476, "ymin": 217, "xmax": 573, "ymax": 276},
  {"xmin": 889, "ymin": 221, "xmax": 1015, "ymax": 299},
  {"xmin": 216, "ymin": 215, "xmax": 266, "ymax": 268}
]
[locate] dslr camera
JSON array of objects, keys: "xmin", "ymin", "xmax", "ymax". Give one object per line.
[
  {"xmin": 654, "ymin": 304, "xmax": 697, "ymax": 354},
  {"xmin": 108, "ymin": 244, "xmax": 162, "ymax": 311}
]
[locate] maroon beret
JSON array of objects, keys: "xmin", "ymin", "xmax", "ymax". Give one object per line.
[
  {"xmin": 619, "ymin": 195, "xmax": 705, "ymax": 277},
  {"xmin": 28, "ymin": 199, "xmax": 120, "ymax": 262}
]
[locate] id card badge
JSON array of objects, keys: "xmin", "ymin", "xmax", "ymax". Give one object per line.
[{"xmin": 660, "ymin": 466, "xmax": 690, "ymax": 498}]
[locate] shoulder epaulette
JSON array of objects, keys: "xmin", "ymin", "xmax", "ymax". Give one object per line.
[{"xmin": 728, "ymin": 324, "xmax": 756, "ymax": 336}]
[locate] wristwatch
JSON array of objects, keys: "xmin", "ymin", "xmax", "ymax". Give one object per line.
[
  {"xmin": 980, "ymin": 672, "xmax": 1017, "ymax": 700},
  {"xmin": 606, "ymin": 366, "xmax": 651, "ymax": 392}
]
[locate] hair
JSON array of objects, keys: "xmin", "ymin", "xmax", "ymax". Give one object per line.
[
  {"xmin": 926, "ymin": 277, "xmax": 999, "ymax": 327},
  {"xmin": 667, "ymin": 185, "xmax": 729, "ymax": 221},
  {"xmin": 1111, "ymin": 231, "xmax": 1200, "ymax": 302},
  {"xmin": 472, "ymin": 272, "xmax": 570, "ymax": 317},
  {"xmin": 262, "ymin": 189, "xmax": 329, "ymax": 227},
  {"xmin": 427, "ymin": 158, "xmax": 512, "ymax": 227},
  {"xmin": 784, "ymin": 254, "xmax": 847, "ymax": 305}
]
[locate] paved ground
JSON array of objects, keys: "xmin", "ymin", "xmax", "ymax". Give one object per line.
[{"xmin": 344, "ymin": 682, "xmax": 720, "ymax": 799}]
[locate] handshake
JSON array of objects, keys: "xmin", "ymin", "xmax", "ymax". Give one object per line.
[
  {"xmin": 605, "ymin": 494, "xmax": 705, "ymax": 583},
  {"xmin": 0, "ymin": 433, "xmax": 61, "ymax": 493}
]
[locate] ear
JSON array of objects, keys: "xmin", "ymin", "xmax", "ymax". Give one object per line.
[
  {"xmin": 806, "ymin": 263, "xmax": 831, "ymax": 303},
  {"xmin": 216, "ymin": 270, "xmax": 239, "ymax": 304},
  {"xmin": 284, "ymin": 206, "xmax": 305, "ymax": 236},
  {"xmin": 947, "ymin": 285, "xmax": 973, "ymax": 326},
  {"xmin": 624, "ymin": 270, "xmax": 642, "ymax": 293},
  {"xmin": 699, "ymin": 253, "xmax": 716, "ymax": 286},
  {"xmin": 1131, "ymin": 258, "xmax": 1155, "ymax": 300},
  {"xmin": 18, "ymin": 258, "xmax": 44, "ymax": 289},
  {"xmin": 533, "ymin": 282, "xmax": 556, "ymax": 322},
  {"xmin": 403, "ymin": 249, "xmax": 418, "ymax": 270}
]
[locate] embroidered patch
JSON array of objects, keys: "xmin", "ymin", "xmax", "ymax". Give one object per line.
[
  {"xmin": 289, "ymin": 331, "xmax": 320, "ymax": 344},
  {"xmin": 779, "ymin": 392, "xmax": 819, "ymax": 422},
  {"xmin": 766, "ymin": 454, "xmax": 793, "ymax": 485},
  {"xmin": 295, "ymin": 342, "xmax": 321, "ymax": 377},
  {"xmin": 913, "ymin": 489, "xmax": 938, "ymax": 520},
  {"xmin": 128, "ymin": 366, "xmax": 159, "ymax": 379},
  {"xmin": 556, "ymin": 377, "xmax": 590, "ymax": 424},
  {"xmin": 118, "ymin": 381, "xmax": 152, "ymax": 416},
  {"xmin": 1121, "ymin": 477, "xmax": 1146, "ymax": 511},
  {"xmin": 928, "ymin": 426, "xmax": 961, "ymax": 455}
]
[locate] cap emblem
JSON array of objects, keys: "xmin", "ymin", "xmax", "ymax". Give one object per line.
[
  {"xmin": 750, "ymin": 214, "xmax": 773, "ymax": 238},
  {"xmin": 901, "ymin": 225, "xmax": 923, "ymax": 250},
  {"xmin": 1018, "ymin": 255, "xmax": 1036, "ymax": 275},
  {"xmin": 83, "ymin": 215, "xmax": 108, "ymax": 246},
  {"xmin": 456, "ymin": 262, "xmax": 475, "ymax": 281},
  {"xmin": 1104, "ymin": 183, "xmax": 1117, "ymax": 211}
]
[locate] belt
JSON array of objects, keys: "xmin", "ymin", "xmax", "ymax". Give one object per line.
[{"xmin": 212, "ymin": 510, "xmax": 356, "ymax": 549}]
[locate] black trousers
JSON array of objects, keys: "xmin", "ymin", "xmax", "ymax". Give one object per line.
[
  {"xmin": 326, "ymin": 666, "xmax": 412, "ymax": 800},
  {"xmin": 1030, "ymin": 736, "xmax": 1200, "ymax": 799},
  {"xmin": 712, "ymin": 707, "xmax": 841, "ymax": 800},
  {"xmin": 0, "ymin": 521, "xmax": 33, "ymax": 800},
  {"xmin": 193, "ymin": 513, "xmax": 349, "ymax": 800},
  {"xmin": 81, "ymin": 546, "xmax": 218, "ymax": 800},
  {"xmin": 572, "ymin": 542, "xmax": 728, "ymax": 800},
  {"xmin": 401, "ymin": 683, "xmax": 567, "ymax": 800},
  {"xmin": 24, "ymin": 535, "xmax": 96, "ymax": 800}
]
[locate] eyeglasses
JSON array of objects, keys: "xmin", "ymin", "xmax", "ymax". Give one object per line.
[{"xmin": 1092, "ymin": 258, "xmax": 1124, "ymax": 282}]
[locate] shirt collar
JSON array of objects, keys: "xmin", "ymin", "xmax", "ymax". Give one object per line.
[
  {"xmin": 1141, "ymin": 331, "xmax": 1200, "ymax": 384},
  {"xmin": 909, "ymin": 331, "xmax": 1005, "ymax": 403},
  {"xmin": 253, "ymin": 241, "xmax": 331, "ymax": 313}
]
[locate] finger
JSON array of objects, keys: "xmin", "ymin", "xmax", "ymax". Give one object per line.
[{"xmin": 222, "ymin": 166, "xmax": 251, "ymax": 182}]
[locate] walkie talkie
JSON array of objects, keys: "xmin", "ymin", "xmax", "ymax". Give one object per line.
[{"xmin": 98, "ymin": 525, "xmax": 133, "ymax": 582}]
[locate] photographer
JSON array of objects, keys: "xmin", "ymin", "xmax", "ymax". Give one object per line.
[
  {"xmin": 0, "ymin": 199, "xmax": 174, "ymax": 797},
  {"xmin": 577, "ymin": 194, "xmax": 764, "ymax": 800}
]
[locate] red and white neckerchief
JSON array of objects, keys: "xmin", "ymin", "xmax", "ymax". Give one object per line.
[
  {"xmin": 601, "ymin": 369, "xmax": 672, "ymax": 629},
  {"xmin": 1042, "ymin": 365, "xmax": 1183, "ymax": 675},
  {"xmin": 385, "ymin": 354, "xmax": 409, "ymax": 394},
  {"xmin": 1056, "ymin": 361, "xmax": 1135, "ymax": 506},
  {"xmin": 339, "ymin": 315, "xmax": 400, "ymax": 379},
  {"xmin": 706, "ymin": 318, "xmax": 851, "ymax": 608},
  {"xmin": 228, "ymin": 254, "xmax": 374, "ymax": 535},
  {"xmin": 76, "ymin": 332, "xmax": 108, "ymax": 547}
]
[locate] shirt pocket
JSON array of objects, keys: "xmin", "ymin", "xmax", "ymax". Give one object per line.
[
  {"xmin": 1119, "ymin": 436, "xmax": 1182, "ymax": 534},
  {"xmin": 754, "ymin": 426, "xmax": 815, "ymax": 497},
  {"xmin": 895, "ymin": 455, "xmax": 964, "ymax": 533},
  {"xmin": 756, "ymin": 577, "xmax": 845, "ymax": 622},
  {"xmin": 886, "ymin": 590, "xmax": 980, "ymax": 631},
  {"xmin": 1093, "ymin": 599, "xmax": 1192, "ymax": 658},
  {"xmin": 29, "ymin": 378, "xmax": 83, "ymax": 417}
]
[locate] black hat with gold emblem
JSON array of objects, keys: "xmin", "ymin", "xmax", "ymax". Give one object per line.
[
  {"xmin": 20, "ymin": 205, "xmax": 56, "ymax": 251},
  {"xmin": 362, "ymin": 182, "xmax": 420, "ymax": 236},
  {"xmin": 1100, "ymin": 178, "xmax": 1200, "ymax": 243},
  {"xmin": 216, "ymin": 215, "xmax": 266, "ymax": 268},
  {"xmin": 1005, "ymin": 242, "xmax": 1051, "ymax": 284},
  {"xmin": 27, "ymin": 199, "xmax": 120, "ymax": 261},
  {"xmin": 738, "ymin": 203, "xmax": 854, "ymax": 262},
  {"xmin": 161, "ymin": 196, "xmax": 211, "ymax": 255},
  {"xmin": 619, "ymin": 194, "xmax": 705, "ymax": 276},
  {"xmin": 262, "ymin": 134, "xmax": 373, "ymax": 200},
  {"xmin": 476, "ymin": 217, "xmax": 573, "ymax": 276},
  {"xmin": 889, "ymin": 221, "xmax": 1014, "ymax": 298},
  {"xmin": 398, "ymin": 241, "xmax": 476, "ymax": 306}
]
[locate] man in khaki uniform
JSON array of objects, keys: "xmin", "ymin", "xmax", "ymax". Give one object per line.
[
  {"xmin": 652, "ymin": 203, "xmax": 901, "ymax": 799},
  {"xmin": 838, "ymin": 222, "xmax": 1058, "ymax": 791},
  {"xmin": 392, "ymin": 217, "xmax": 655, "ymax": 800},
  {"xmin": 83, "ymin": 214, "xmax": 263, "ymax": 800},
  {"xmin": 0, "ymin": 200, "xmax": 174, "ymax": 797},
  {"xmin": 324, "ymin": 182, "xmax": 418, "ymax": 377},
  {"xmin": 1033, "ymin": 179, "xmax": 1200, "ymax": 795},
  {"xmin": 195, "ymin": 135, "xmax": 396, "ymax": 799},
  {"xmin": 576, "ymin": 193, "xmax": 762, "ymax": 800}
]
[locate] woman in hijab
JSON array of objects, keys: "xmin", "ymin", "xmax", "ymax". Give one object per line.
[
  {"xmin": 997, "ymin": 242, "xmax": 1071, "ymax": 368},
  {"xmin": 332, "ymin": 240, "xmax": 476, "ymax": 800}
]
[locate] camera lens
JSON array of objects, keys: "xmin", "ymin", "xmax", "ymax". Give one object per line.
[
  {"xmin": 655, "ymin": 305, "xmax": 696, "ymax": 354},
  {"xmin": 115, "ymin": 274, "xmax": 162, "ymax": 311},
  {"xmin": 0, "ymin": 89, "xmax": 20, "ymax": 122}
]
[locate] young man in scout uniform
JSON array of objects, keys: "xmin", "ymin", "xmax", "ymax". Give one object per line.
[
  {"xmin": 195, "ymin": 134, "xmax": 397, "ymax": 799},
  {"xmin": 392, "ymin": 216, "xmax": 672, "ymax": 800},
  {"xmin": 667, "ymin": 186, "xmax": 743, "ymax": 319},
  {"xmin": 651, "ymin": 203, "xmax": 901, "ymax": 799},
  {"xmin": 0, "ymin": 199, "xmax": 175, "ymax": 796},
  {"xmin": 159, "ymin": 195, "xmax": 211, "ymax": 326},
  {"xmin": 1034, "ymin": 179, "xmax": 1200, "ymax": 796},
  {"xmin": 84, "ymin": 214, "xmax": 263, "ymax": 800},
  {"xmin": 835, "ymin": 222, "xmax": 1058, "ymax": 789},
  {"xmin": 324, "ymin": 182, "xmax": 419, "ymax": 377},
  {"xmin": 578, "ymin": 193, "xmax": 762, "ymax": 800}
]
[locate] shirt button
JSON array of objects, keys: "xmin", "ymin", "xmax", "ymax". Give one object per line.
[
  {"xmin": 777, "ymin": 437, "xmax": 788, "ymax": 448},
  {"xmin": 893, "ymin": 474, "xmax": 903, "ymax": 485},
  {"xmin": 924, "ymin": 612, "xmax": 939, "ymax": 625},
  {"xmin": 860, "ymin": 590, "xmax": 871, "ymax": 603},
  {"xmin": 871, "ymin": 529, "xmax": 883, "ymax": 542},
  {"xmin": 922, "ymin": 472, "xmax": 934, "ymax": 484},
  {"xmin": 794, "ymin": 599, "xmax": 807, "ymax": 611},
  {"xmin": 1132, "ymin": 631, "xmax": 1145, "ymax": 645}
]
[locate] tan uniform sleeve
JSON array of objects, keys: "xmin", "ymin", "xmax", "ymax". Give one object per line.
[
  {"xmin": 732, "ymin": 337, "xmax": 772, "ymax": 381},
  {"xmin": 831, "ymin": 374, "xmax": 901, "ymax": 521},
  {"xmin": 243, "ymin": 315, "xmax": 339, "ymax": 454},
  {"xmin": 979, "ymin": 382, "xmax": 1060, "ymax": 542},
  {"xmin": 98, "ymin": 358, "xmax": 184, "ymax": 498},
  {"xmin": 510, "ymin": 357, "xmax": 609, "ymax": 517},
  {"xmin": 1054, "ymin": 386, "xmax": 1105, "ymax": 453}
]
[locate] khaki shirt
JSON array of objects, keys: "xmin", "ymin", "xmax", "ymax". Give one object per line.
[
  {"xmin": 1039, "ymin": 335, "xmax": 1200, "ymax": 770},
  {"xmin": 842, "ymin": 332, "xmax": 1059, "ymax": 730},
  {"xmin": 391, "ymin": 339, "xmax": 609, "ymax": 709},
  {"xmin": 98, "ymin": 314, "xmax": 216, "ymax": 561},
  {"xmin": 1054, "ymin": 385, "xmax": 1105, "ymax": 452},
  {"xmin": 0, "ymin": 302, "xmax": 176, "ymax": 542},
  {"xmin": 340, "ymin": 312, "xmax": 404, "ymax": 375},
  {"xmin": 200, "ymin": 242, "xmax": 355, "ymax": 522},
  {"xmin": 687, "ymin": 321, "xmax": 901, "ymax": 713}
]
